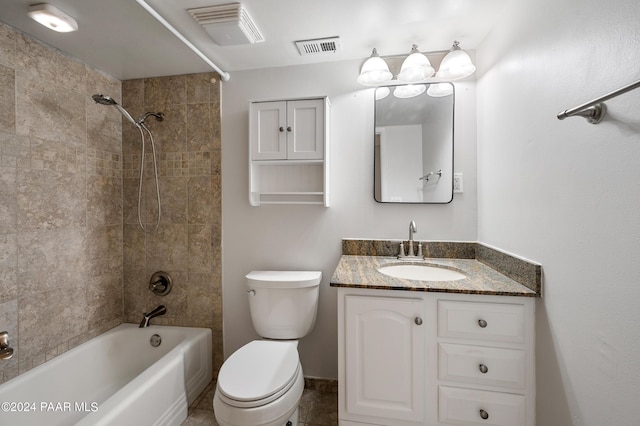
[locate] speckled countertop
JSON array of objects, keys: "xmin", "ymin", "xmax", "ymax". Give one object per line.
[{"xmin": 330, "ymin": 240, "xmax": 541, "ymax": 297}]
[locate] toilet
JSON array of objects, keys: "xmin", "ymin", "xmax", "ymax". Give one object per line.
[{"xmin": 213, "ymin": 270, "xmax": 322, "ymax": 426}]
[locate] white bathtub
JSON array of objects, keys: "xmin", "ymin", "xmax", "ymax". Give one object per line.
[{"xmin": 0, "ymin": 323, "xmax": 212, "ymax": 426}]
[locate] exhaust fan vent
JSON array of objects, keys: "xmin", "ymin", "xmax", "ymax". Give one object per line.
[
  {"xmin": 295, "ymin": 37, "xmax": 342, "ymax": 56},
  {"xmin": 188, "ymin": 3, "xmax": 264, "ymax": 46}
]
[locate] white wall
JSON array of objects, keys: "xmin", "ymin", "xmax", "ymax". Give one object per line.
[
  {"xmin": 476, "ymin": 0, "xmax": 640, "ymax": 424},
  {"xmin": 221, "ymin": 60, "xmax": 477, "ymax": 379}
]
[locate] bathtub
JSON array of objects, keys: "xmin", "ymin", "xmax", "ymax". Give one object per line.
[{"xmin": 0, "ymin": 323, "xmax": 212, "ymax": 426}]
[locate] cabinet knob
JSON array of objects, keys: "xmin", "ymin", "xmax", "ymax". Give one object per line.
[
  {"xmin": 479, "ymin": 409, "xmax": 489, "ymax": 420},
  {"xmin": 478, "ymin": 319, "xmax": 487, "ymax": 328},
  {"xmin": 479, "ymin": 364, "xmax": 488, "ymax": 374},
  {"xmin": 287, "ymin": 126, "xmax": 292, "ymax": 132},
  {"xmin": 279, "ymin": 126, "xmax": 284, "ymax": 132},
  {"xmin": 414, "ymin": 317, "xmax": 423, "ymax": 326}
]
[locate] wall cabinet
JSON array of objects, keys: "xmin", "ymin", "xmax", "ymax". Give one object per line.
[
  {"xmin": 249, "ymin": 97, "xmax": 329, "ymax": 206},
  {"xmin": 338, "ymin": 288, "xmax": 535, "ymax": 426}
]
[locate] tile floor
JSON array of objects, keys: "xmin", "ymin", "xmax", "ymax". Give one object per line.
[{"xmin": 182, "ymin": 378, "xmax": 338, "ymax": 426}]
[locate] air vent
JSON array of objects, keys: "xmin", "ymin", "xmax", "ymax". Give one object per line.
[
  {"xmin": 295, "ymin": 37, "xmax": 342, "ymax": 56},
  {"xmin": 188, "ymin": 3, "xmax": 264, "ymax": 46}
]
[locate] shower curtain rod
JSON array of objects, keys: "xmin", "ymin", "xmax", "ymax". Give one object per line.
[
  {"xmin": 557, "ymin": 79, "xmax": 640, "ymax": 124},
  {"xmin": 136, "ymin": 0, "xmax": 231, "ymax": 81}
]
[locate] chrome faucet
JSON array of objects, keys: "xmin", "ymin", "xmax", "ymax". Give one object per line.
[
  {"xmin": 407, "ymin": 220, "xmax": 418, "ymax": 257},
  {"xmin": 409, "ymin": 220, "xmax": 417, "ymax": 242},
  {"xmin": 139, "ymin": 305, "xmax": 167, "ymax": 328},
  {"xmin": 399, "ymin": 220, "xmax": 422, "ymax": 258}
]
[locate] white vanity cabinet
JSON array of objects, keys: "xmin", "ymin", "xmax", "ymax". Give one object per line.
[
  {"xmin": 338, "ymin": 288, "xmax": 535, "ymax": 426},
  {"xmin": 249, "ymin": 97, "xmax": 329, "ymax": 206}
]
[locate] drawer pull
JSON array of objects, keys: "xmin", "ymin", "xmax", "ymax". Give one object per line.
[
  {"xmin": 287, "ymin": 126, "xmax": 292, "ymax": 132},
  {"xmin": 478, "ymin": 319, "xmax": 488, "ymax": 328},
  {"xmin": 479, "ymin": 409, "xmax": 489, "ymax": 420},
  {"xmin": 479, "ymin": 364, "xmax": 488, "ymax": 374},
  {"xmin": 415, "ymin": 317, "xmax": 423, "ymax": 326}
]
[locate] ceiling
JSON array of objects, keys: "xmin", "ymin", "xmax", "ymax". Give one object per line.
[{"xmin": 0, "ymin": 0, "xmax": 508, "ymax": 81}]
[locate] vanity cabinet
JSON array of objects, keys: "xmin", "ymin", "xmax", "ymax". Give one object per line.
[
  {"xmin": 249, "ymin": 97, "xmax": 329, "ymax": 206},
  {"xmin": 338, "ymin": 288, "xmax": 535, "ymax": 426}
]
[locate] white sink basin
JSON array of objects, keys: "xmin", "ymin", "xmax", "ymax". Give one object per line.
[{"xmin": 377, "ymin": 264, "xmax": 466, "ymax": 281}]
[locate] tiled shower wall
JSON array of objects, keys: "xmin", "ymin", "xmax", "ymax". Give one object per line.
[
  {"xmin": 120, "ymin": 75, "xmax": 223, "ymax": 373},
  {"xmin": 0, "ymin": 22, "xmax": 223, "ymax": 383},
  {"xmin": 0, "ymin": 23, "xmax": 124, "ymax": 383}
]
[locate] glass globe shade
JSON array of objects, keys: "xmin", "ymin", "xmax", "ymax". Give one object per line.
[
  {"xmin": 427, "ymin": 82, "xmax": 453, "ymax": 97},
  {"xmin": 397, "ymin": 46, "xmax": 435, "ymax": 83},
  {"xmin": 393, "ymin": 84, "xmax": 426, "ymax": 99},
  {"xmin": 357, "ymin": 49, "xmax": 393, "ymax": 86},
  {"xmin": 437, "ymin": 48, "xmax": 476, "ymax": 80}
]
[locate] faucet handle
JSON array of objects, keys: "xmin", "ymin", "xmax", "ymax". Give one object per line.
[{"xmin": 398, "ymin": 242, "xmax": 406, "ymax": 258}]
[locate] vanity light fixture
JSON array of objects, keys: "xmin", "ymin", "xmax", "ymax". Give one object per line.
[
  {"xmin": 358, "ymin": 41, "xmax": 475, "ymax": 86},
  {"xmin": 397, "ymin": 45, "xmax": 435, "ymax": 83},
  {"xmin": 27, "ymin": 3, "xmax": 78, "ymax": 32},
  {"xmin": 357, "ymin": 48, "xmax": 393, "ymax": 86}
]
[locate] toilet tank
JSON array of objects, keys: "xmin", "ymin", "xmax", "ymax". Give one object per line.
[{"xmin": 246, "ymin": 270, "xmax": 321, "ymax": 339}]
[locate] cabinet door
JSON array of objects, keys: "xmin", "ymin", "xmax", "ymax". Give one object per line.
[
  {"xmin": 286, "ymin": 99, "xmax": 324, "ymax": 160},
  {"xmin": 250, "ymin": 101, "xmax": 287, "ymax": 160},
  {"xmin": 345, "ymin": 296, "xmax": 425, "ymax": 422}
]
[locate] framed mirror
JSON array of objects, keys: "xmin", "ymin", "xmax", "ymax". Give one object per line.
[{"xmin": 374, "ymin": 83, "xmax": 455, "ymax": 203}]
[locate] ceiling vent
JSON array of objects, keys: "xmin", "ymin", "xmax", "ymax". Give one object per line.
[
  {"xmin": 188, "ymin": 3, "xmax": 264, "ymax": 46},
  {"xmin": 295, "ymin": 37, "xmax": 342, "ymax": 56}
]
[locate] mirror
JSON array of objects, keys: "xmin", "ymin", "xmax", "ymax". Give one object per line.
[{"xmin": 374, "ymin": 83, "xmax": 455, "ymax": 203}]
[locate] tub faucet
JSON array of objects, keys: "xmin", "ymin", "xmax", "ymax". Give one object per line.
[{"xmin": 139, "ymin": 305, "xmax": 166, "ymax": 328}]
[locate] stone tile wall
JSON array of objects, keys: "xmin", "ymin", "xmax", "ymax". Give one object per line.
[
  {"xmin": 0, "ymin": 23, "xmax": 123, "ymax": 384},
  {"xmin": 121, "ymin": 74, "xmax": 223, "ymax": 374},
  {"xmin": 0, "ymin": 21, "xmax": 223, "ymax": 384}
]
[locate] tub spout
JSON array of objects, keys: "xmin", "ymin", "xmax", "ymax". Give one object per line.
[
  {"xmin": 139, "ymin": 305, "xmax": 166, "ymax": 328},
  {"xmin": 0, "ymin": 331, "xmax": 14, "ymax": 360}
]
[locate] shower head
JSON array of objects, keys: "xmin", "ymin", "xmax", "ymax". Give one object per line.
[
  {"xmin": 92, "ymin": 94, "xmax": 139, "ymax": 128},
  {"xmin": 92, "ymin": 94, "xmax": 117, "ymax": 105}
]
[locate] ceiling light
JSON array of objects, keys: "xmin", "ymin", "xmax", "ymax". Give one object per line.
[
  {"xmin": 398, "ymin": 45, "xmax": 435, "ymax": 83},
  {"xmin": 28, "ymin": 3, "xmax": 78, "ymax": 32},
  {"xmin": 394, "ymin": 84, "xmax": 426, "ymax": 99},
  {"xmin": 357, "ymin": 48, "xmax": 393, "ymax": 86},
  {"xmin": 437, "ymin": 41, "xmax": 476, "ymax": 80}
]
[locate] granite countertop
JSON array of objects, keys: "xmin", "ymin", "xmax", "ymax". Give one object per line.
[{"xmin": 330, "ymin": 255, "xmax": 539, "ymax": 297}]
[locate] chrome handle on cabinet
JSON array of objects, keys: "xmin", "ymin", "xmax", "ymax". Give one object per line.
[
  {"xmin": 414, "ymin": 317, "xmax": 423, "ymax": 326},
  {"xmin": 479, "ymin": 364, "xmax": 488, "ymax": 374},
  {"xmin": 478, "ymin": 319, "xmax": 487, "ymax": 328},
  {"xmin": 287, "ymin": 126, "xmax": 292, "ymax": 132},
  {"xmin": 479, "ymin": 409, "xmax": 489, "ymax": 420}
]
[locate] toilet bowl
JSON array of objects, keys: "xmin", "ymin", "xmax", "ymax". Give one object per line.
[
  {"xmin": 213, "ymin": 271, "xmax": 321, "ymax": 426},
  {"xmin": 213, "ymin": 341, "xmax": 304, "ymax": 426}
]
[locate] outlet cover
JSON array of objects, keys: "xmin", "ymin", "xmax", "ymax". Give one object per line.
[{"xmin": 453, "ymin": 173, "xmax": 464, "ymax": 193}]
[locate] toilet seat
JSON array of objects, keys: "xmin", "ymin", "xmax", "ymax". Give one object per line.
[{"xmin": 217, "ymin": 340, "xmax": 300, "ymax": 409}]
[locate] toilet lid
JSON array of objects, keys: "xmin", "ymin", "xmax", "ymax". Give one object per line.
[{"xmin": 217, "ymin": 340, "xmax": 300, "ymax": 403}]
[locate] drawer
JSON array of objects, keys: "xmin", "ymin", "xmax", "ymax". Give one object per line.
[
  {"xmin": 439, "ymin": 343, "xmax": 526, "ymax": 390},
  {"xmin": 439, "ymin": 386, "xmax": 526, "ymax": 426},
  {"xmin": 438, "ymin": 300, "xmax": 525, "ymax": 343}
]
